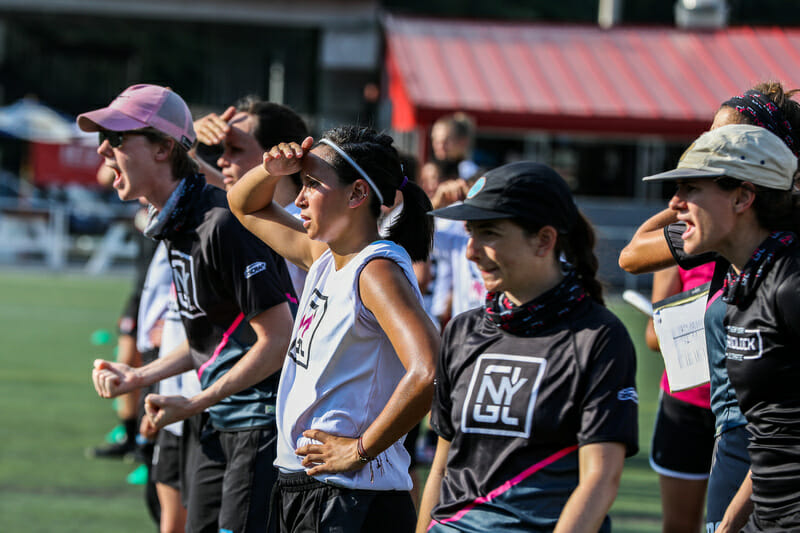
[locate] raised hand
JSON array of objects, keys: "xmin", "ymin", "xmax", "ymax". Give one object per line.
[
  {"xmin": 194, "ymin": 106, "xmax": 236, "ymax": 146},
  {"xmin": 431, "ymin": 178, "xmax": 470, "ymax": 209},
  {"xmin": 262, "ymin": 136, "xmax": 314, "ymax": 178}
]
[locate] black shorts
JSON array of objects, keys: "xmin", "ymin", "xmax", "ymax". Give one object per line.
[
  {"xmin": 179, "ymin": 414, "xmax": 202, "ymax": 510},
  {"xmin": 705, "ymin": 425, "xmax": 751, "ymax": 531},
  {"xmin": 152, "ymin": 430, "xmax": 181, "ymax": 490},
  {"xmin": 650, "ymin": 392, "xmax": 715, "ymax": 479},
  {"xmin": 183, "ymin": 413, "xmax": 278, "ymax": 533},
  {"xmin": 270, "ymin": 471, "xmax": 416, "ymax": 533}
]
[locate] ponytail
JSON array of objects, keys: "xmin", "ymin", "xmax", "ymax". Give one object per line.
[
  {"xmin": 514, "ymin": 210, "xmax": 604, "ymax": 305},
  {"xmin": 321, "ymin": 125, "xmax": 434, "ymax": 261},
  {"xmin": 385, "ymin": 181, "xmax": 434, "ymax": 262},
  {"xmin": 559, "ymin": 212, "xmax": 604, "ymax": 305}
]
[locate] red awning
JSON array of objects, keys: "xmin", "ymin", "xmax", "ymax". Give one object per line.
[
  {"xmin": 31, "ymin": 142, "xmax": 103, "ymax": 186},
  {"xmin": 385, "ymin": 15, "xmax": 800, "ymax": 137}
]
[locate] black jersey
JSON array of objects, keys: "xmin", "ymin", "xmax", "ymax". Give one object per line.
[
  {"xmin": 430, "ymin": 298, "xmax": 638, "ymax": 531},
  {"xmin": 166, "ymin": 185, "xmax": 295, "ymax": 430},
  {"xmin": 724, "ymin": 244, "xmax": 800, "ymax": 526}
]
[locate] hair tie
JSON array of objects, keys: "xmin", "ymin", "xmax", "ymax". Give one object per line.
[
  {"xmin": 399, "ymin": 176, "xmax": 408, "ymax": 191},
  {"xmin": 722, "ymin": 90, "xmax": 798, "ymax": 157},
  {"xmin": 319, "ymin": 138, "xmax": 385, "ymax": 205}
]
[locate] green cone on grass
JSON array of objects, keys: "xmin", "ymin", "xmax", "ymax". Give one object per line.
[{"xmin": 126, "ymin": 464, "xmax": 148, "ymax": 485}]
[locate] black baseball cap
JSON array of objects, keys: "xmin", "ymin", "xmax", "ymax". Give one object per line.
[{"xmin": 429, "ymin": 161, "xmax": 578, "ymax": 232}]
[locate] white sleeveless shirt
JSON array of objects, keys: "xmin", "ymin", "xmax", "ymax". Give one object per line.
[{"xmin": 275, "ymin": 241, "xmax": 420, "ymax": 490}]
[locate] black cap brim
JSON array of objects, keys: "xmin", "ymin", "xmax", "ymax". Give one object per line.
[{"xmin": 428, "ymin": 203, "xmax": 514, "ymax": 221}]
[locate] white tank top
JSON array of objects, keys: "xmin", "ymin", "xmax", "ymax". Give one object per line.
[{"xmin": 275, "ymin": 241, "xmax": 420, "ymax": 490}]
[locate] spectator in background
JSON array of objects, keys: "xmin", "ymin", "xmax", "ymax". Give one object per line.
[
  {"xmin": 419, "ymin": 160, "xmax": 445, "ymax": 200},
  {"xmin": 428, "ymin": 175, "xmax": 484, "ymax": 330},
  {"xmin": 430, "ymin": 112, "xmax": 477, "ymax": 180}
]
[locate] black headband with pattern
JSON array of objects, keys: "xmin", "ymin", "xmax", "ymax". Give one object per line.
[{"xmin": 723, "ymin": 90, "xmax": 798, "ymax": 157}]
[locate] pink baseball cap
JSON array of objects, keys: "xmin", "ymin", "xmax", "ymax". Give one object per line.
[{"xmin": 77, "ymin": 84, "xmax": 196, "ymax": 150}]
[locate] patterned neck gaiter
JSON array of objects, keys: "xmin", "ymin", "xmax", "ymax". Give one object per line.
[
  {"xmin": 484, "ymin": 270, "xmax": 586, "ymax": 336},
  {"xmin": 722, "ymin": 231, "xmax": 797, "ymax": 305},
  {"xmin": 144, "ymin": 173, "xmax": 205, "ymax": 240}
]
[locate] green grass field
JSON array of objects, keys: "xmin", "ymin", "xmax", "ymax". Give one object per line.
[{"xmin": 0, "ymin": 270, "xmax": 664, "ymax": 531}]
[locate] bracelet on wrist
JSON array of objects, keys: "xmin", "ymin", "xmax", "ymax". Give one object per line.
[{"xmin": 357, "ymin": 435, "xmax": 374, "ymax": 463}]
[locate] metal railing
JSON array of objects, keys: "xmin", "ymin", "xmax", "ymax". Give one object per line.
[{"xmin": 0, "ymin": 197, "xmax": 139, "ymax": 273}]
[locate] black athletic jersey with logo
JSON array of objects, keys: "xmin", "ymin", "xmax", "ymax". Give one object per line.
[
  {"xmin": 166, "ymin": 185, "xmax": 295, "ymax": 430},
  {"xmin": 724, "ymin": 246, "xmax": 800, "ymax": 525},
  {"xmin": 430, "ymin": 298, "xmax": 638, "ymax": 529}
]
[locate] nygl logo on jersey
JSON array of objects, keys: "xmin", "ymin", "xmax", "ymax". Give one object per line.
[
  {"xmin": 725, "ymin": 325, "xmax": 763, "ymax": 361},
  {"xmin": 461, "ymin": 353, "xmax": 546, "ymax": 438},
  {"xmin": 169, "ymin": 250, "xmax": 206, "ymax": 319},
  {"xmin": 288, "ymin": 289, "xmax": 327, "ymax": 369}
]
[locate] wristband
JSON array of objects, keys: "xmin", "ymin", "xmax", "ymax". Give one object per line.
[{"xmin": 357, "ymin": 435, "xmax": 373, "ymax": 463}]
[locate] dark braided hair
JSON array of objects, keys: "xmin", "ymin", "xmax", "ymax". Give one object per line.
[
  {"xmin": 557, "ymin": 212, "xmax": 604, "ymax": 305},
  {"xmin": 514, "ymin": 211, "xmax": 604, "ymax": 305},
  {"xmin": 320, "ymin": 126, "xmax": 434, "ymax": 261}
]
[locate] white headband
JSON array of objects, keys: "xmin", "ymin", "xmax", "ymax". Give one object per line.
[{"xmin": 319, "ymin": 138, "xmax": 384, "ymax": 205}]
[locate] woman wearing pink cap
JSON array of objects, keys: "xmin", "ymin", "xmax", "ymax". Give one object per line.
[{"xmin": 80, "ymin": 84, "xmax": 296, "ymax": 533}]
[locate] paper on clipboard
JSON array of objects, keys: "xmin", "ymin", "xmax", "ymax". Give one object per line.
[{"xmin": 652, "ymin": 282, "xmax": 711, "ymax": 392}]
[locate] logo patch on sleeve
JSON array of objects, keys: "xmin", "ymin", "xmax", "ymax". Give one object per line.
[
  {"xmin": 244, "ymin": 262, "xmax": 267, "ymax": 279},
  {"xmin": 726, "ymin": 326, "xmax": 763, "ymax": 361},
  {"xmin": 461, "ymin": 353, "xmax": 546, "ymax": 438},
  {"xmin": 617, "ymin": 387, "xmax": 639, "ymax": 403}
]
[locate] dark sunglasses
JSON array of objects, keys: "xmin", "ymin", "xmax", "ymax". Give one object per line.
[{"xmin": 98, "ymin": 130, "xmax": 146, "ymax": 148}]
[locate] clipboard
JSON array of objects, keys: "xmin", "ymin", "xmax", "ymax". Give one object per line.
[{"xmin": 652, "ymin": 282, "xmax": 711, "ymax": 392}]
